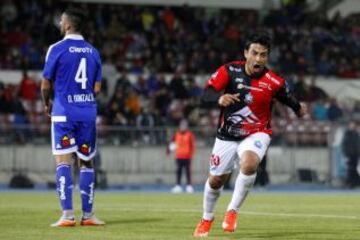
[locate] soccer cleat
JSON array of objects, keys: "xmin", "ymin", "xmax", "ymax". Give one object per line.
[
  {"xmin": 193, "ymin": 218, "xmax": 214, "ymax": 237},
  {"xmin": 80, "ymin": 215, "xmax": 105, "ymax": 226},
  {"xmin": 171, "ymin": 185, "xmax": 183, "ymax": 193},
  {"xmin": 50, "ymin": 216, "xmax": 76, "ymax": 227},
  {"xmin": 222, "ymin": 210, "xmax": 237, "ymax": 232},
  {"xmin": 185, "ymin": 185, "xmax": 194, "ymax": 193}
]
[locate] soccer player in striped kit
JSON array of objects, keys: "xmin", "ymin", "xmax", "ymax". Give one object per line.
[{"xmin": 194, "ymin": 33, "xmax": 306, "ymax": 237}]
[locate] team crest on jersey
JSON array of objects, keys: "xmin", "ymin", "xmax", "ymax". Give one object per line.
[
  {"xmin": 61, "ymin": 136, "xmax": 71, "ymax": 147},
  {"xmin": 229, "ymin": 66, "xmax": 242, "ymax": 72},
  {"xmin": 237, "ymin": 83, "xmax": 244, "ymax": 89},
  {"xmin": 254, "ymin": 140, "xmax": 262, "ymax": 149},
  {"xmin": 80, "ymin": 144, "xmax": 90, "ymax": 154},
  {"xmin": 244, "ymin": 93, "xmax": 253, "ymax": 104}
]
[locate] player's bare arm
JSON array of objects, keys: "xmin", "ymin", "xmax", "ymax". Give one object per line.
[
  {"xmin": 218, "ymin": 93, "xmax": 240, "ymax": 107},
  {"xmin": 41, "ymin": 78, "xmax": 52, "ymax": 117},
  {"xmin": 94, "ymin": 82, "xmax": 102, "ymax": 96}
]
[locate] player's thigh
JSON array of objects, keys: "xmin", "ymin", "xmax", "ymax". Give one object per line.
[
  {"xmin": 51, "ymin": 121, "xmax": 77, "ymax": 156},
  {"xmin": 74, "ymin": 121, "xmax": 97, "ymax": 161},
  {"xmin": 237, "ymin": 132, "xmax": 271, "ymax": 162},
  {"xmin": 209, "ymin": 138, "xmax": 239, "ymax": 176}
]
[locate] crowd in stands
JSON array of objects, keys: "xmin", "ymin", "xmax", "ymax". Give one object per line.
[
  {"xmin": 1, "ymin": 0, "xmax": 360, "ymax": 145},
  {"xmin": 1, "ymin": 0, "xmax": 360, "ymax": 76}
]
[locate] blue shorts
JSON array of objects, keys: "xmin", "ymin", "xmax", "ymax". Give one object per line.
[{"xmin": 51, "ymin": 117, "xmax": 96, "ymax": 161}]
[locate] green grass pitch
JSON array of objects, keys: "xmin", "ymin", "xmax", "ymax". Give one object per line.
[{"xmin": 1, "ymin": 191, "xmax": 360, "ymax": 239}]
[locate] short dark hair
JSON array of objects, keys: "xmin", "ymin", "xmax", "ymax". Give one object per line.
[
  {"xmin": 244, "ymin": 33, "xmax": 271, "ymax": 52},
  {"xmin": 64, "ymin": 8, "xmax": 85, "ymax": 32}
]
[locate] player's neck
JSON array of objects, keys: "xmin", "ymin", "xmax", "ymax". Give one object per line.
[
  {"xmin": 65, "ymin": 30, "xmax": 81, "ymax": 36},
  {"xmin": 244, "ymin": 63, "xmax": 263, "ymax": 79},
  {"xmin": 244, "ymin": 63, "xmax": 253, "ymax": 77}
]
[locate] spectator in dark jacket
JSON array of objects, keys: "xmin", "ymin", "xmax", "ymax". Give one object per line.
[{"xmin": 341, "ymin": 120, "xmax": 360, "ymax": 188}]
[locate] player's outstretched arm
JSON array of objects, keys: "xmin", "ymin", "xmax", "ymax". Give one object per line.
[
  {"xmin": 275, "ymin": 83, "xmax": 306, "ymax": 118},
  {"xmin": 41, "ymin": 78, "xmax": 52, "ymax": 117}
]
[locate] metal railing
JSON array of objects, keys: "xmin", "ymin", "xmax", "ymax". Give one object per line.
[{"xmin": 0, "ymin": 123, "xmax": 340, "ymax": 187}]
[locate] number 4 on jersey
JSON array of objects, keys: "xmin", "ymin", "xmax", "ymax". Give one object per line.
[{"xmin": 75, "ymin": 58, "xmax": 88, "ymax": 89}]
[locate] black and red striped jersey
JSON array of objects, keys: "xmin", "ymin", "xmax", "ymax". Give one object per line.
[{"xmin": 205, "ymin": 61, "xmax": 300, "ymax": 141}]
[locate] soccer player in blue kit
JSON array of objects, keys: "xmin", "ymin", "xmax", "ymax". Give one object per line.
[{"xmin": 41, "ymin": 8, "xmax": 105, "ymax": 227}]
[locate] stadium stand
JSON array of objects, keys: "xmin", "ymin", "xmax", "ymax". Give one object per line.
[{"xmin": 0, "ymin": 0, "xmax": 359, "ymax": 186}]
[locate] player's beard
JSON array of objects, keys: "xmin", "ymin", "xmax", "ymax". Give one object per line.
[{"xmin": 248, "ymin": 63, "xmax": 264, "ymax": 78}]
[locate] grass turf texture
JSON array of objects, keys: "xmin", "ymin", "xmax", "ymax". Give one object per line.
[{"xmin": 0, "ymin": 191, "xmax": 360, "ymax": 239}]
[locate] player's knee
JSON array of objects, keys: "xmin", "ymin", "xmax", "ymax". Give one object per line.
[
  {"xmin": 208, "ymin": 176, "xmax": 224, "ymax": 189},
  {"xmin": 240, "ymin": 151, "xmax": 260, "ymax": 175},
  {"xmin": 79, "ymin": 159, "xmax": 93, "ymax": 168},
  {"xmin": 55, "ymin": 154, "xmax": 72, "ymax": 165}
]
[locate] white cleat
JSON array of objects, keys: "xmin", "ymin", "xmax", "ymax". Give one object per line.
[
  {"xmin": 186, "ymin": 185, "xmax": 194, "ymax": 193},
  {"xmin": 50, "ymin": 215, "xmax": 76, "ymax": 227},
  {"xmin": 80, "ymin": 214, "xmax": 105, "ymax": 226},
  {"xmin": 171, "ymin": 185, "xmax": 183, "ymax": 193}
]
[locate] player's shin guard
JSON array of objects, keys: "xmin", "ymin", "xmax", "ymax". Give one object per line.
[
  {"xmin": 227, "ymin": 172, "xmax": 256, "ymax": 212},
  {"xmin": 79, "ymin": 168, "xmax": 95, "ymax": 214},
  {"xmin": 203, "ymin": 179, "xmax": 222, "ymax": 220},
  {"xmin": 56, "ymin": 164, "xmax": 73, "ymax": 211}
]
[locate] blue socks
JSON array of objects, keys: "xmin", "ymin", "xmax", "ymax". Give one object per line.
[
  {"xmin": 79, "ymin": 168, "xmax": 95, "ymax": 214},
  {"xmin": 56, "ymin": 164, "xmax": 73, "ymax": 211}
]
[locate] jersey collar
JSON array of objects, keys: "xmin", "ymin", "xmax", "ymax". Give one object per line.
[{"xmin": 64, "ymin": 34, "xmax": 84, "ymax": 40}]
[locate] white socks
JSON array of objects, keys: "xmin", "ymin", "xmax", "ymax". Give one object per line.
[
  {"xmin": 227, "ymin": 172, "xmax": 256, "ymax": 212},
  {"xmin": 202, "ymin": 179, "xmax": 222, "ymax": 220},
  {"xmin": 63, "ymin": 210, "xmax": 75, "ymax": 219}
]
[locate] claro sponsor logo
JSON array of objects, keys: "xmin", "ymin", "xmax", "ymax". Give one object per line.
[{"xmin": 69, "ymin": 46, "xmax": 93, "ymax": 53}]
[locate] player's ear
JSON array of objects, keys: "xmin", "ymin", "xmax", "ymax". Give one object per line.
[
  {"xmin": 66, "ymin": 22, "xmax": 72, "ymax": 32},
  {"xmin": 244, "ymin": 49, "xmax": 248, "ymax": 59}
]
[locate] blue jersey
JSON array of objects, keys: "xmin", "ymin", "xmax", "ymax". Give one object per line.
[{"xmin": 43, "ymin": 34, "xmax": 101, "ymax": 121}]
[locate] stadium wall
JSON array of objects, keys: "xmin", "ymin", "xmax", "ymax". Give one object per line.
[{"xmin": 0, "ymin": 145, "xmax": 330, "ymax": 186}]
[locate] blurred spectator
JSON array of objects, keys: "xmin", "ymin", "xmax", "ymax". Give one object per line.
[
  {"xmin": 341, "ymin": 120, "xmax": 360, "ymax": 188},
  {"xmin": 133, "ymin": 75, "xmax": 149, "ymax": 97},
  {"xmin": 125, "ymin": 88, "xmax": 141, "ymax": 119},
  {"xmin": 327, "ymin": 98, "xmax": 343, "ymax": 122},
  {"xmin": 136, "ymin": 106, "xmax": 156, "ymax": 144},
  {"xmin": 312, "ymin": 99, "xmax": 328, "ymax": 121},
  {"xmin": 0, "ymin": 83, "xmax": 12, "ymax": 113},
  {"xmin": 0, "ymin": 1, "xmax": 357, "ymax": 145},
  {"xmin": 18, "ymin": 70, "xmax": 38, "ymax": 105},
  {"xmin": 1, "ymin": 1, "xmax": 360, "ymax": 77},
  {"xmin": 167, "ymin": 119, "xmax": 196, "ymax": 193},
  {"xmin": 153, "ymin": 74, "xmax": 170, "ymax": 120},
  {"xmin": 308, "ymin": 77, "xmax": 327, "ymax": 101},
  {"xmin": 169, "ymin": 72, "xmax": 188, "ymax": 99}
]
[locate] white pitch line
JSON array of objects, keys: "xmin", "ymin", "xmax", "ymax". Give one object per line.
[
  {"xmin": 240, "ymin": 211, "xmax": 360, "ymax": 220},
  {"xmin": 102, "ymin": 207, "xmax": 360, "ymax": 220}
]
